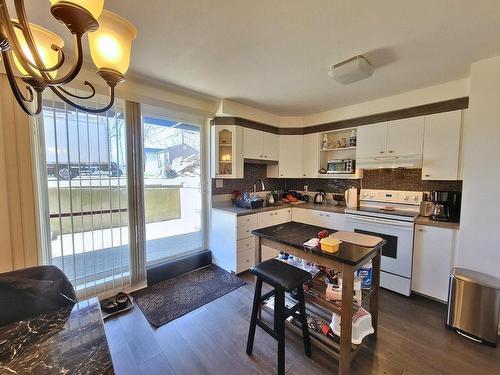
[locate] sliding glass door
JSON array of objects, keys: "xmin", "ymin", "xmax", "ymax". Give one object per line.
[
  {"xmin": 40, "ymin": 94, "xmax": 129, "ymax": 298},
  {"xmin": 141, "ymin": 111, "xmax": 204, "ymax": 264}
]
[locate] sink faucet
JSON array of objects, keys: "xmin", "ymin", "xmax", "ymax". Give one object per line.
[{"xmin": 252, "ymin": 178, "xmax": 265, "ymax": 200}]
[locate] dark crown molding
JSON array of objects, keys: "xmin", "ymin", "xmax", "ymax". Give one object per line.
[{"xmin": 211, "ymin": 97, "xmax": 469, "ymax": 135}]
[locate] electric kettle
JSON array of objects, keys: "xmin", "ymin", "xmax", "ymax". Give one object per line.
[
  {"xmin": 345, "ymin": 187, "xmax": 358, "ymax": 209},
  {"xmin": 314, "ymin": 189, "xmax": 326, "ymax": 204}
]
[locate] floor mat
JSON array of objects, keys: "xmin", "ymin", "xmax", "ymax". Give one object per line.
[{"xmin": 132, "ymin": 264, "xmax": 245, "ymax": 328}]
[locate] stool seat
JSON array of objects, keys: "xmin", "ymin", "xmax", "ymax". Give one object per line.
[{"xmin": 250, "ymin": 259, "xmax": 312, "ymax": 291}]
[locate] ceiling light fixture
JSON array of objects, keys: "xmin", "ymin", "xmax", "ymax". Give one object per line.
[
  {"xmin": 0, "ymin": 0, "xmax": 137, "ymax": 115},
  {"xmin": 329, "ymin": 55, "xmax": 373, "ymax": 85}
]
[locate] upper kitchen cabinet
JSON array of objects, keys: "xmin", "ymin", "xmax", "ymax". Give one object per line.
[
  {"xmin": 267, "ymin": 135, "xmax": 303, "ymax": 178},
  {"xmin": 422, "ymin": 110, "xmax": 462, "ymax": 180},
  {"xmin": 243, "ymin": 128, "xmax": 279, "ymax": 161},
  {"xmin": 386, "ymin": 117, "xmax": 424, "ymax": 158},
  {"xmin": 211, "ymin": 125, "xmax": 244, "ymax": 178},
  {"xmin": 302, "ymin": 133, "xmax": 320, "ymax": 178},
  {"xmin": 357, "ymin": 117, "xmax": 424, "ymax": 168},
  {"xmin": 356, "ymin": 122, "xmax": 387, "ymax": 159}
]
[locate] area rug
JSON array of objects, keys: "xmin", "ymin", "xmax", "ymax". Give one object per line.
[{"xmin": 132, "ymin": 264, "xmax": 245, "ymax": 328}]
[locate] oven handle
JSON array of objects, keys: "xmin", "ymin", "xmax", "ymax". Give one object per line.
[{"xmin": 345, "ymin": 214, "xmax": 414, "ymax": 227}]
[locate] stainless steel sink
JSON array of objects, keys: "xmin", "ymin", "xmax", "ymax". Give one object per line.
[{"xmin": 234, "ymin": 199, "xmax": 264, "ymax": 209}]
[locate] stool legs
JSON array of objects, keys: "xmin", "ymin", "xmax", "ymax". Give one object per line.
[
  {"xmin": 275, "ymin": 289, "xmax": 286, "ymax": 375},
  {"xmin": 297, "ymin": 286, "xmax": 312, "ymax": 357},
  {"xmin": 246, "ymin": 277, "xmax": 263, "ymax": 355}
]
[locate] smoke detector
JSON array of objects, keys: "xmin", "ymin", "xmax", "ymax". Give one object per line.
[{"xmin": 329, "ymin": 55, "xmax": 374, "ymax": 85}]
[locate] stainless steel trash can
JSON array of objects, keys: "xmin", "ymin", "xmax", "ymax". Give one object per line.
[{"xmin": 446, "ymin": 268, "xmax": 500, "ymax": 346}]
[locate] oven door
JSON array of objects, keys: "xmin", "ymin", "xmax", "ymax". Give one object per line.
[{"xmin": 344, "ymin": 214, "xmax": 414, "ymax": 278}]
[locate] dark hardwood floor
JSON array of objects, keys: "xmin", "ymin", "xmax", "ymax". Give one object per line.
[{"xmin": 104, "ymin": 272, "xmax": 500, "ymax": 375}]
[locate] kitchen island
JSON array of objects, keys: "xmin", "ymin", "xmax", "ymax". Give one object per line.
[
  {"xmin": 252, "ymin": 221, "xmax": 384, "ymax": 375},
  {"xmin": 0, "ymin": 298, "xmax": 114, "ymax": 374}
]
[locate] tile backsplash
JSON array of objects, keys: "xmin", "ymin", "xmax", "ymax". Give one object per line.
[{"xmin": 211, "ymin": 163, "xmax": 462, "ymax": 195}]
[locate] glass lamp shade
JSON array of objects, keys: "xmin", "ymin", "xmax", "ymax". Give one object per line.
[
  {"xmin": 88, "ymin": 10, "xmax": 137, "ymax": 75},
  {"xmin": 13, "ymin": 23, "xmax": 64, "ymax": 77},
  {"xmin": 49, "ymin": 0, "xmax": 104, "ymax": 20}
]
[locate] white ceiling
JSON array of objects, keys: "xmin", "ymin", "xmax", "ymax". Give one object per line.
[{"xmin": 16, "ymin": 0, "xmax": 500, "ymax": 115}]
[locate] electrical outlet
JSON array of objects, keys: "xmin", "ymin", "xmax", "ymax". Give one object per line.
[
  {"xmin": 215, "ymin": 179, "xmax": 223, "ymax": 188},
  {"xmin": 304, "ymin": 185, "xmax": 308, "ymax": 192}
]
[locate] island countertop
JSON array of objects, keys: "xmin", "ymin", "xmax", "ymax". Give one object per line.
[
  {"xmin": 0, "ymin": 297, "xmax": 114, "ymax": 375},
  {"xmin": 252, "ymin": 221, "xmax": 385, "ymax": 267}
]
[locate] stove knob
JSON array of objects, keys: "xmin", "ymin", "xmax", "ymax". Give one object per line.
[
  {"xmin": 404, "ymin": 195, "xmax": 410, "ymax": 201},
  {"xmin": 413, "ymin": 195, "xmax": 419, "ymax": 201}
]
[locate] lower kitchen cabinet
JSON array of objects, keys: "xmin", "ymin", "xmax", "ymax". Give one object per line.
[
  {"xmin": 412, "ymin": 224, "xmax": 458, "ymax": 302},
  {"xmin": 257, "ymin": 207, "xmax": 291, "ymax": 228},
  {"xmin": 291, "ymin": 207, "xmax": 310, "ymax": 223},
  {"xmin": 309, "ymin": 209, "xmax": 345, "ymax": 230}
]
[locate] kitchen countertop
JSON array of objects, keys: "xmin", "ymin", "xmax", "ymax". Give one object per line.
[
  {"xmin": 212, "ymin": 201, "xmax": 346, "ymax": 216},
  {"xmin": 212, "ymin": 201, "xmax": 461, "ymax": 229},
  {"xmin": 415, "ymin": 216, "xmax": 460, "ymax": 230},
  {"xmin": 252, "ymin": 221, "xmax": 385, "ymax": 267},
  {"xmin": 0, "ymin": 297, "xmax": 114, "ymax": 375}
]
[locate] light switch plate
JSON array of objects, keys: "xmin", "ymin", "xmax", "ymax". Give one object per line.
[{"xmin": 215, "ymin": 179, "xmax": 224, "ymax": 188}]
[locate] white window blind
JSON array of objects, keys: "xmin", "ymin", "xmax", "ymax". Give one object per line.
[{"xmin": 40, "ymin": 92, "xmax": 130, "ymax": 298}]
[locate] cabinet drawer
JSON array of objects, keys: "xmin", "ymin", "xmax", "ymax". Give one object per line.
[
  {"xmin": 237, "ymin": 237, "xmax": 255, "ymax": 253},
  {"xmin": 236, "ymin": 248, "xmax": 256, "ymax": 273},
  {"xmin": 237, "ymin": 214, "xmax": 258, "ymax": 227},
  {"xmin": 237, "ymin": 223, "xmax": 256, "ymax": 240}
]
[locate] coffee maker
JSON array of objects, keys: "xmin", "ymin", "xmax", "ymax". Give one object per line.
[{"xmin": 431, "ymin": 191, "xmax": 461, "ymax": 222}]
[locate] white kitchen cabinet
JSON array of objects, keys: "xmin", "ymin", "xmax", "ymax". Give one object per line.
[
  {"xmin": 257, "ymin": 208, "xmax": 292, "ymax": 229},
  {"xmin": 292, "ymin": 207, "xmax": 310, "ymax": 223},
  {"xmin": 263, "ymin": 132, "xmax": 279, "ymax": 160},
  {"xmin": 356, "ymin": 122, "xmax": 387, "ymax": 159},
  {"xmin": 422, "ymin": 110, "xmax": 462, "ymax": 180},
  {"xmin": 309, "ymin": 210, "xmax": 345, "ymax": 230},
  {"xmin": 387, "ymin": 117, "xmax": 424, "ymax": 157},
  {"xmin": 302, "ymin": 133, "xmax": 320, "ymax": 178},
  {"xmin": 243, "ymin": 128, "xmax": 263, "ymax": 159},
  {"xmin": 356, "ymin": 117, "xmax": 424, "ymax": 168},
  {"xmin": 243, "ymin": 128, "xmax": 279, "ymax": 161},
  {"xmin": 412, "ymin": 224, "xmax": 457, "ymax": 302},
  {"xmin": 267, "ymin": 135, "xmax": 303, "ymax": 178},
  {"xmin": 211, "ymin": 125, "xmax": 244, "ymax": 178},
  {"xmin": 210, "ymin": 210, "xmax": 257, "ymax": 273}
]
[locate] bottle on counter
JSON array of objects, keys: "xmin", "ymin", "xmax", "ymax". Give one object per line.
[{"xmin": 355, "ymin": 261, "xmax": 373, "ymax": 289}]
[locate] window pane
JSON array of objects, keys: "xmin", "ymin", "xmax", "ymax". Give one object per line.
[{"xmin": 142, "ymin": 115, "xmax": 203, "ymax": 263}]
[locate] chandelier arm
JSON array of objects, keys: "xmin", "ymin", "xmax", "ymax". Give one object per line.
[
  {"xmin": 0, "ymin": 0, "xmax": 46, "ymax": 78},
  {"xmin": 26, "ymin": 44, "xmax": 66, "ymax": 73},
  {"xmin": 58, "ymin": 81, "xmax": 97, "ymax": 100},
  {"xmin": 9, "ymin": 1, "xmax": 85, "ymax": 85},
  {"xmin": 50, "ymin": 85, "xmax": 116, "ymax": 114},
  {"xmin": 1, "ymin": 50, "xmax": 42, "ymax": 116}
]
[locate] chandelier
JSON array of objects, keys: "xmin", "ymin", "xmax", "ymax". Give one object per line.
[{"xmin": 0, "ymin": 0, "xmax": 137, "ymax": 115}]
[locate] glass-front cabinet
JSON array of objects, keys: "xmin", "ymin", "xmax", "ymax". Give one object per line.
[{"xmin": 211, "ymin": 124, "xmax": 243, "ymax": 178}]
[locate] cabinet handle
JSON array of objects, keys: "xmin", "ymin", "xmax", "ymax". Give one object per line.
[
  {"xmin": 246, "ymin": 243, "xmax": 250, "ymax": 246},
  {"xmin": 264, "ymin": 155, "xmax": 268, "ymax": 158},
  {"xmin": 388, "ymin": 150, "xmax": 394, "ymax": 153},
  {"xmin": 418, "ymin": 229, "xmax": 425, "ymax": 232},
  {"xmin": 280, "ymin": 174, "xmax": 283, "ymax": 176},
  {"xmin": 303, "ymin": 174, "xmax": 306, "ymax": 177},
  {"xmin": 379, "ymin": 151, "xmax": 385, "ymax": 154},
  {"xmin": 260, "ymin": 155, "xmax": 263, "ymax": 157},
  {"xmin": 425, "ymin": 174, "xmax": 430, "ymax": 177}
]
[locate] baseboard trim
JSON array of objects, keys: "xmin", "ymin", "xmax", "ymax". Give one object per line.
[{"xmin": 146, "ymin": 249, "xmax": 212, "ymax": 286}]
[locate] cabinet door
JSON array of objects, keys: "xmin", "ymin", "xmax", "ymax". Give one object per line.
[
  {"xmin": 273, "ymin": 208, "xmax": 291, "ymax": 225},
  {"xmin": 422, "ymin": 111, "xmax": 461, "ymax": 180},
  {"xmin": 412, "ymin": 225, "xmax": 455, "ymax": 302},
  {"xmin": 309, "ymin": 210, "xmax": 327, "ymax": 227},
  {"xmin": 356, "ymin": 122, "xmax": 388, "ymax": 158},
  {"xmin": 263, "ymin": 133, "xmax": 279, "ymax": 160},
  {"xmin": 302, "ymin": 133, "xmax": 320, "ymax": 178},
  {"xmin": 323, "ymin": 212, "xmax": 345, "ymax": 230},
  {"xmin": 278, "ymin": 135, "xmax": 303, "ymax": 178},
  {"xmin": 292, "ymin": 208, "xmax": 310, "ymax": 223},
  {"xmin": 387, "ymin": 117, "xmax": 424, "ymax": 157},
  {"xmin": 243, "ymin": 128, "xmax": 263, "ymax": 159},
  {"xmin": 257, "ymin": 211, "xmax": 276, "ymax": 229},
  {"xmin": 261, "ymin": 245, "xmax": 280, "ymax": 261}
]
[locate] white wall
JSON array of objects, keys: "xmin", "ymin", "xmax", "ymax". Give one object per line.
[{"xmin": 456, "ymin": 57, "xmax": 500, "ymax": 278}]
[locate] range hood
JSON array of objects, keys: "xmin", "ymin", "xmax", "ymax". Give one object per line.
[{"xmin": 357, "ymin": 154, "xmax": 423, "ymax": 169}]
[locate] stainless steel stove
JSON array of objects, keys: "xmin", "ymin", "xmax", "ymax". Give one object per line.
[{"xmin": 345, "ymin": 189, "xmax": 422, "ymax": 296}]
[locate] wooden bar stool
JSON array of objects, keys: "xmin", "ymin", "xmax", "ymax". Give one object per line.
[{"xmin": 246, "ymin": 259, "xmax": 313, "ymax": 375}]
